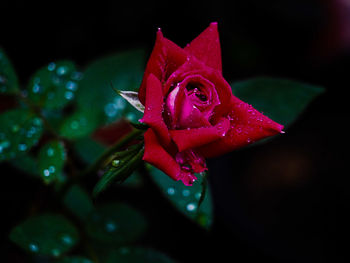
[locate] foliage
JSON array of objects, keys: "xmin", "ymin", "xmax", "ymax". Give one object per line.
[{"xmin": 0, "ymin": 46, "xmax": 324, "ymax": 262}]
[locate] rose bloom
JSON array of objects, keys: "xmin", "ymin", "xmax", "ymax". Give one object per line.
[{"xmin": 139, "ymin": 22, "xmax": 283, "ymax": 185}]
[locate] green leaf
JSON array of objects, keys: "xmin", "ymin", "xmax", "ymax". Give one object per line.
[
  {"xmin": 59, "ymin": 110, "xmax": 100, "ymax": 140},
  {"xmin": 231, "ymin": 77, "xmax": 325, "ymax": 127},
  {"xmin": 10, "ymin": 154, "xmax": 39, "ymax": 177},
  {"xmin": 9, "ymin": 214, "xmax": 80, "ymax": 257},
  {"xmin": 0, "ymin": 47, "xmax": 19, "ymax": 94},
  {"xmin": 74, "ymin": 137, "xmax": 106, "ymax": 164},
  {"xmin": 148, "ymin": 165, "xmax": 213, "ymax": 229},
  {"xmin": 0, "ymin": 109, "xmax": 43, "ymax": 162},
  {"xmin": 63, "ymin": 185, "xmax": 95, "ymax": 221},
  {"xmin": 105, "ymin": 247, "xmax": 176, "ymax": 263},
  {"xmin": 57, "ymin": 256, "xmax": 93, "ymax": 263},
  {"xmin": 38, "ymin": 140, "xmax": 67, "ymax": 184},
  {"xmin": 115, "ymin": 90, "xmax": 144, "ymax": 113},
  {"xmin": 93, "ymin": 147, "xmax": 144, "ymax": 197},
  {"xmin": 85, "ymin": 203, "xmax": 147, "ymax": 245},
  {"xmin": 76, "ymin": 49, "xmax": 145, "ymax": 125},
  {"xmin": 27, "ymin": 60, "xmax": 82, "ymax": 110}
]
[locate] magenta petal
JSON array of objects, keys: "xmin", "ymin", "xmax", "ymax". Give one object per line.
[
  {"xmin": 184, "ymin": 22, "xmax": 222, "ymax": 72},
  {"xmin": 170, "ymin": 117, "xmax": 230, "ymax": 152},
  {"xmin": 198, "ymin": 98, "xmax": 284, "ymax": 158},
  {"xmin": 143, "ymin": 129, "xmax": 180, "ymax": 181},
  {"xmin": 140, "ymin": 74, "xmax": 171, "ymax": 147},
  {"xmin": 138, "ymin": 30, "xmax": 187, "ymax": 104}
]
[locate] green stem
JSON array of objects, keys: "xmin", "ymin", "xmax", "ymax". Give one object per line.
[{"xmin": 81, "ymin": 128, "xmax": 144, "ymax": 177}]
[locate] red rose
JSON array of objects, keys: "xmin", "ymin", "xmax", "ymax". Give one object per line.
[{"xmin": 139, "ymin": 22, "xmax": 283, "ymax": 185}]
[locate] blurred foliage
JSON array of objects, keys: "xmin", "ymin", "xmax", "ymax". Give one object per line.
[{"xmin": 0, "ymin": 43, "xmax": 326, "ymax": 262}]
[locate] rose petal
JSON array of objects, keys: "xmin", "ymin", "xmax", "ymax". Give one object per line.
[
  {"xmin": 184, "ymin": 22, "xmax": 222, "ymax": 72},
  {"xmin": 140, "ymin": 74, "xmax": 171, "ymax": 147},
  {"xmin": 198, "ymin": 98, "xmax": 284, "ymax": 158},
  {"xmin": 170, "ymin": 117, "xmax": 230, "ymax": 152},
  {"xmin": 138, "ymin": 29, "xmax": 187, "ymax": 104},
  {"xmin": 143, "ymin": 129, "xmax": 180, "ymax": 181}
]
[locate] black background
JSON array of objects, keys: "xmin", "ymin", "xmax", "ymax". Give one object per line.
[{"xmin": 1, "ymin": 0, "xmax": 348, "ymax": 262}]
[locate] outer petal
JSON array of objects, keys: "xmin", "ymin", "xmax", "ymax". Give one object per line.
[
  {"xmin": 169, "ymin": 117, "xmax": 230, "ymax": 152},
  {"xmin": 143, "ymin": 129, "xmax": 180, "ymax": 181},
  {"xmin": 198, "ymin": 97, "xmax": 284, "ymax": 158},
  {"xmin": 140, "ymin": 74, "xmax": 171, "ymax": 147},
  {"xmin": 184, "ymin": 22, "xmax": 222, "ymax": 72},
  {"xmin": 138, "ymin": 29, "xmax": 188, "ymax": 104}
]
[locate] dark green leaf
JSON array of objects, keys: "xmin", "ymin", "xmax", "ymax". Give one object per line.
[
  {"xmin": 105, "ymin": 247, "xmax": 176, "ymax": 263},
  {"xmin": 63, "ymin": 185, "xmax": 95, "ymax": 221},
  {"xmin": 9, "ymin": 214, "xmax": 79, "ymax": 257},
  {"xmin": 85, "ymin": 203, "xmax": 147, "ymax": 245},
  {"xmin": 38, "ymin": 140, "xmax": 67, "ymax": 184},
  {"xmin": 76, "ymin": 49, "xmax": 145, "ymax": 125},
  {"xmin": 148, "ymin": 165, "xmax": 213, "ymax": 229},
  {"xmin": 231, "ymin": 77, "xmax": 325, "ymax": 127},
  {"xmin": 0, "ymin": 47, "xmax": 19, "ymax": 94},
  {"xmin": 10, "ymin": 154, "xmax": 39, "ymax": 177},
  {"xmin": 27, "ymin": 60, "xmax": 82, "ymax": 110},
  {"xmin": 74, "ymin": 137, "xmax": 106, "ymax": 164},
  {"xmin": 0, "ymin": 109, "xmax": 43, "ymax": 162},
  {"xmin": 59, "ymin": 110, "xmax": 99, "ymax": 140},
  {"xmin": 93, "ymin": 148, "xmax": 144, "ymax": 197},
  {"xmin": 57, "ymin": 256, "xmax": 93, "ymax": 263}
]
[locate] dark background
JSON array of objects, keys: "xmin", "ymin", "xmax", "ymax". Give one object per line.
[{"xmin": 1, "ymin": 0, "xmax": 348, "ymax": 262}]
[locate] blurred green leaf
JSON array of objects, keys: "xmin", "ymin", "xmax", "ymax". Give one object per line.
[
  {"xmin": 0, "ymin": 47, "xmax": 19, "ymax": 94},
  {"xmin": 231, "ymin": 77, "xmax": 325, "ymax": 127},
  {"xmin": 57, "ymin": 256, "xmax": 93, "ymax": 263},
  {"xmin": 74, "ymin": 137, "xmax": 106, "ymax": 164},
  {"xmin": 10, "ymin": 154, "xmax": 39, "ymax": 177},
  {"xmin": 105, "ymin": 247, "xmax": 176, "ymax": 263},
  {"xmin": 27, "ymin": 60, "xmax": 82, "ymax": 110},
  {"xmin": 85, "ymin": 203, "xmax": 147, "ymax": 245},
  {"xmin": 148, "ymin": 165, "xmax": 213, "ymax": 229},
  {"xmin": 63, "ymin": 185, "xmax": 95, "ymax": 221},
  {"xmin": 59, "ymin": 110, "xmax": 99, "ymax": 140},
  {"xmin": 0, "ymin": 109, "xmax": 43, "ymax": 162},
  {"xmin": 76, "ymin": 49, "xmax": 145, "ymax": 125},
  {"xmin": 38, "ymin": 140, "xmax": 67, "ymax": 184},
  {"xmin": 9, "ymin": 214, "xmax": 79, "ymax": 257}
]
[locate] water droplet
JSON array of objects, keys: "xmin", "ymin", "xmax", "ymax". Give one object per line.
[
  {"xmin": 12, "ymin": 125, "xmax": 20, "ymax": 133},
  {"xmin": 70, "ymin": 120, "xmax": 79, "ymax": 130},
  {"xmin": 28, "ymin": 243, "xmax": 39, "ymax": 252},
  {"xmin": 32, "ymin": 83, "xmax": 41, "ymax": 93},
  {"xmin": 64, "ymin": 91, "xmax": 74, "ymax": 100},
  {"xmin": 47, "ymin": 147, "xmax": 54, "ymax": 156},
  {"xmin": 167, "ymin": 187, "xmax": 175, "ymax": 195},
  {"xmin": 112, "ymin": 160, "xmax": 120, "ymax": 167},
  {"xmin": 105, "ymin": 221, "xmax": 117, "ymax": 232},
  {"xmin": 182, "ymin": 189, "xmax": 190, "ymax": 197},
  {"xmin": 33, "ymin": 117, "xmax": 42, "ymax": 126},
  {"xmin": 18, "ymin": 144, "xmax": 27, "ymax": 151},
  {"xmin": 48, "ymin": 62, "xmax": 56, "ymax": 71},
  {"xmin": 49, "ymin": 166, "xmax": 55, "ymax": 173},
  {"xmin": 195, "ymin": 192, "xmax": 202, "ymax": 200},
  {"xmin": 65, "ymin": 80, "xmax": 77, "ymax": 91},
  {"xmin": 60, "ymin": 234, "xmax": 73, "ymax": 245},
  {"xmin": 51, "ymin": 248, "xmax": 61, "ymax": 257},
  {"xmin": 0, "ymin": 140, "xmax": 10, "ymax": 150},
  {"xmin": 43, "ymin": 169, "xmax": 50, "ymax": 177},
  {"xmin": 71, "ymin": 71, "xmax": 83, "ymax": 81},
  {"xmin": 105, "ymin": 103, "xmax": 118, "ymax": 117},
  {"xmin": 56, "ymin": 66, "xmax": 67, "ymax": 76},
  {"xmin": 186, "ymin": 202, "xmax": 197, "ymax": 212}
]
